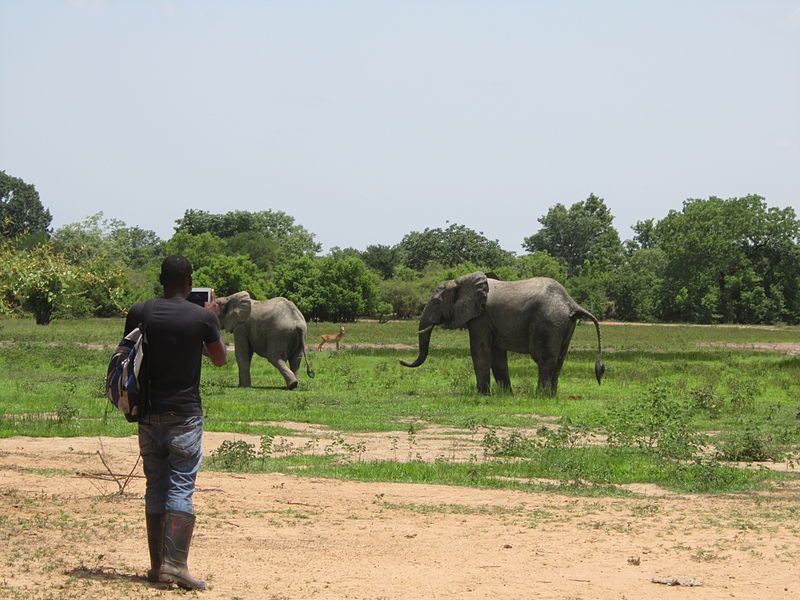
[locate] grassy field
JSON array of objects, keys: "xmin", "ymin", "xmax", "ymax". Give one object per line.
[{"xmin": 1, "ymin": 315, "xmax": 799, "ymax": 494}]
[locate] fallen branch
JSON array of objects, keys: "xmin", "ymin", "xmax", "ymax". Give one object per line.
[
  {"xmin": 94, "ymin": 442, "xmax": 142, "ymax": 495},
  {"xmin": 652, "ymin": 577, "xmax": 704, "ymax": 587}
]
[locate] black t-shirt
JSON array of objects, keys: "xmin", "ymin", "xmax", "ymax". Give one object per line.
[{"xmin": 124, "ymin": 297, "xmax": 221, "ymax": 416}]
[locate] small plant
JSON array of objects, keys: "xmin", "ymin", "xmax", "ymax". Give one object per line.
[
  {"xmin": 481, "ymin": 428, "xmax": 538, "ymax": 457},
  {"xmin": 689, "ymin": 385, "xmax": 723, "ymax": 419},
  {"xmin": 55, "ymin": 402, "xmax": 78, "ymax": 423},
  {"xmin": 724, "ymin": 376, "xmax": 760, "ymax": 414},
  {"xmin": 606, "ymin": 381, "xmax": 707, "ymax": 459},
  {"xmin": 715, "ymin": 423, "xmax": 782, "ymax": 462},
  {"xmin": 538, "ymin": 417, "xmax": 588, "ymax": 449},
  {"xmin": 211, "ymin": 439, "xmax": 256, "ymax": 470}
]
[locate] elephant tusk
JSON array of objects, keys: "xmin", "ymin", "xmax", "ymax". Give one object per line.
[{"xmin": 417, "ymin": 325, "xmax": 434, "ymax": 335}]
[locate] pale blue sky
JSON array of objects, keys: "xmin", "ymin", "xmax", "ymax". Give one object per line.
[{"xmin": 1, "ymin": 0, "xmax": 798, "ymax": 253}]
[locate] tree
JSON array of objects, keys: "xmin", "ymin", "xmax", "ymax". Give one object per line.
[
  {"xmin": 361, "ymin": 244, "xmax": 400, "ymax": 279},
  {"xmin": 397, "ymin": 223, "xmax": 514, "ymax": 271},
  {"xmin": 523, "ymin": 194, "xmax": 623, "ymax": 276},
  {"xmin": 606, "ymin": 248, "xmax": 667, "ymax": 321},
  {"xmin": 163, "ymin": 231, "xmax": 227, "ymax": 271},
  {"xmin": 267, "ymin": 255, "xmax": 379, "ymax": 321},
  {"xmin": 0, "ymin": 244, "xmax": 78, "ymax": 324},
  {"xmin": 109, "ymin": 225, "xmax": 163, "ymax": 269},
  {"xmin": 266, "ymin": 256, "xmax": 321, "ymax": 317},
  {"xmin": 173, "ymin": 209, "xmax": 320, "ymax": 270},
  {"xmin": 315, "ymin": 255, "xmax": 380, "ymax": 321},
  {"xmin": 0, "ymin": 171, "xmax": 52, "ymax": 238},
  {"xmin": 500, "ymin": 251, "xmax": 568, "ymax": 282},
  {"xmin": 653, "ymin": 195, "xmax": 800, "ymax": 323},
  {"xmin": 51, "ymin": 213, "xmax": 161, "ymax": 314},
  {"xmin": 193, "ymin": 255, "xmax": 268, "ymax": 299}
]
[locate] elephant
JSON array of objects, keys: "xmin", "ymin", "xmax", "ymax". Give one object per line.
[
  {"xmin": 216, "ymin": 292, "xmax": 314, "ymax": 389},
  {"xmin": 400, "ymin": 272, "xmax": 604, "ymax": 395}
]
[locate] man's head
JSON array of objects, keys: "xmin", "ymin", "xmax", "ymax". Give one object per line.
[{"xmin": 159, "ymin": 255, "xmax": 193, "ymax": 297}]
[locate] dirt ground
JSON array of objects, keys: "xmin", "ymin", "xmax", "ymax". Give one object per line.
[{"xmin": 1, "ymin": 426, "xmax": 799, "ymax": 600}]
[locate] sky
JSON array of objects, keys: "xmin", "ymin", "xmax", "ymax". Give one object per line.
[{"xmin": 1, "ymin": 0, "xmax": 798, "ymax": 254}]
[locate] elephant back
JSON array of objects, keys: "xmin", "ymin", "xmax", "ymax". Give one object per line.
[{"xmin": 250, "ymin": 297, "xmax": 307, "ymax": 332}]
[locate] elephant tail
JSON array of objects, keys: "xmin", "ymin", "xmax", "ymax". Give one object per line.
[
  {"xmin": 571, "ymin": 306, "xmax": 605, "ymax": 385},
  {"xmin": 300, "ymin": 327, "xmax": 315, "ymax": 378}
]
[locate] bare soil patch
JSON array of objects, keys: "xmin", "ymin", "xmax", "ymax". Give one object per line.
[
  {"xmin": 699, "ymin": 341, "xmax": 800, "ymax": 355},
  {"xmin": 2, "ymin": 432, "xmax": 799, "ymax": 600}
]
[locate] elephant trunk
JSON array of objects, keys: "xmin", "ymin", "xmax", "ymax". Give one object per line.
[{"xmin": 399, "ymin": 323, "xmax": 435, "ymax": 368}]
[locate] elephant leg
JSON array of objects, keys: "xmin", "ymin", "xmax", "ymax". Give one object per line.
[
  {"xmin": 235, "ymin": 335, "xmax": 254, "ymax": 388},
  {"xmin": 550, "ymin": 320, "xmax": 577, "ymax": 393},
  {"xmin": 268, "ymin": 357, "xmax": 299, "ymax": 390},
  {"xmin": 289, "ymin": 353, "xmax": 301, "ymax": 380},
  {"xmin": 529, "ymin": 326, "xmax": 557, "ymax": 396},
  {"xmin": 469, "ymin": 330, "xmax": 492, "ymax": 395},
  {"xmin": 491, "ymin": 347, "xmax": 512, "ymax": 393}
]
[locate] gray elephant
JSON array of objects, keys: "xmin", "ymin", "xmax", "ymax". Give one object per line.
[
  {"xmin": 400, "ymin": 272, "xmax": 604, "ymax": 395},
  {"xmin": 216, "ymin": 292, "xmax": 314, "ymax": 389}
]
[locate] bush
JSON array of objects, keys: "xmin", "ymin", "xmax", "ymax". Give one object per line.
[{"xmin": 606, "ymin": 381, "xmax": 707, "ymax": 459}]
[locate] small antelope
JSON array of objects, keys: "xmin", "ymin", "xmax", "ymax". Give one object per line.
[{"xmin": 318, "ymin": 325, "xmax": 345, "ymax": 351}]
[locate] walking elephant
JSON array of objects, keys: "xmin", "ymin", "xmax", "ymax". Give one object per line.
[
  {"xmin": 216, "ymin": 292, "xmax": 314, "ymax": 389},
  {"xmin": 400, "ymin": 272, "xmax": 604, "ymax": 395}
]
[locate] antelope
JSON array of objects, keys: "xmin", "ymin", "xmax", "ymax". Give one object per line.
[{"xmin": 317, "ymin": 325, "xmax": 345, "ymax": 351}]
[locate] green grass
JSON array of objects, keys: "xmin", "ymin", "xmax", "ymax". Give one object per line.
[
  {"xmin": 2, "ymin": 315, "xmax": 800, "ymax": 495},
  {"xmin": 204, "ymin": 447, "xmax": 782, "ymax": 495}
]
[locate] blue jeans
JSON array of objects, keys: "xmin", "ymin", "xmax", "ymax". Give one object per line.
[{"xmin": 138, "ymin": 414, "xmax": 203, "ymax": 515}]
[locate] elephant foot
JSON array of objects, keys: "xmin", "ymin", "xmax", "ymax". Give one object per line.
[{"xmin": 287, "ymin": 380, "xmax": 298, "ymax": 390}]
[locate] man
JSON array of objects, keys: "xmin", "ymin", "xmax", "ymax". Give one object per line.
[{"xmin": 124, "ymin": 255, "xmax": 226, "ymax": 590}]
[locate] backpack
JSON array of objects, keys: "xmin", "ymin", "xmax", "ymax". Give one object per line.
[{"xmin": 106, "ymin": 301, "xmax": 153, "ymax": 422}]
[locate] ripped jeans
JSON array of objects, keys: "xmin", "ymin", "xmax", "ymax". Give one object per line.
[{"xmin": 138, "ymin": 414, "xmax": 203, "ymax": 515}]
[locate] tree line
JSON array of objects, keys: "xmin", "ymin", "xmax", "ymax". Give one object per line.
[{"xmin": 2, "ymin": 169, "xmax": 799, "ymax": 325}]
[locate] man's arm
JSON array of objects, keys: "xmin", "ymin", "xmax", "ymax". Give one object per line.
[
  {"xmin": 203, "ymin": 296, "xmax": 226, "ymax": 366},
  {"xmin": 205, "ymin": 338, "xmax": 227, "ymax": 366}
]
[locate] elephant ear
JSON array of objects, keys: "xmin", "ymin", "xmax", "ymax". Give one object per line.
[
  {"xmin": 218, "ymin": 291, "xmax": 252, "ymax": 332},
  {"xmin": 448, "ymin": 272, "xmax": 489, "ymax": 329}
]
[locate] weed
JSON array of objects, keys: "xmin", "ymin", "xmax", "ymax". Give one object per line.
[
  {"xmin": 606, "ymin": 381, "xmax": 707, "ymax": 459},
  {"xmin": 715, "ymin": 423, "xmax": 783, "ymax": 462},
  {"xmin": 211, "ymin": 439, "xmax": 257, "ymax": 470}
]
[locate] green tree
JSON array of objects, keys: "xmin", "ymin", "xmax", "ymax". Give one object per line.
[
  {"xmin": 397, "ymin": 223, "xmax": 513, "ymax": 271},
  {"xmin": 193, "ymin": 255, "xmax": 268, "ymax": 299},
  {"xmin": 224, "ymin": 231, "xmax": 278, "ymax": 271},
  {"xmin": 653, "ymin": 195, "xmax": 800, "ymax": 323},
  {"xmin": 163, "ymin": 230, "xmax": 227, "ymax": 271},
  {"xmin": 267, "ymin": 255, "xmax": 379, "ymax": 321},
  {"xmin": 174, "ymin": 209, "xmax": 320, "ymax": 270},
  {"xmin": 498, "ymin": 251, "xmax": 568, "ymax": 282},
  {"xmin": 606, "ymin": 247, "xmax": 667, "ymax": 321},
  {"xmin": 109, "ymin": 225, "xmax": 163, "ymax": 269},
  {"xmin": 361, "ymin": 244, "xmax": 400, "ymax": 279},
  {"xmin": 315, "ymin": 255, "xmax": 380, "ymax": 321},
  {"xmin": 0, "ymin": 171, "xmax": 52, "ymax": 238},
  {"xmin": 523, "ymin": 194, "xmax": 623, "ymax": 276},
  {"xmin": 267, "ymin": 256, "xmax": 323, "ymax": 317},
  {"xmin": 0, "ymin": 244, "xmax": 79, "ymax": 324},
  {"xmin": 52, "ymin": 213, "xmax": 161, "ymax": 313}
]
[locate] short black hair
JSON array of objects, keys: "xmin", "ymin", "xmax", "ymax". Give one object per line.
[{"xmin": 159, "ymin": 255, "xmax": 193, "ymax": 286}]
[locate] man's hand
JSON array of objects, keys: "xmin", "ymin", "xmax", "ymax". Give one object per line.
[{"xmin": 204, "ymin": 289, "xmax": 219, "ymax": 315}]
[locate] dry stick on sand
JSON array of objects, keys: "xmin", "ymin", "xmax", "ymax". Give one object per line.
[{"xmin": 93, "ymin": 437, "xmax": 142, "ymax": 495}]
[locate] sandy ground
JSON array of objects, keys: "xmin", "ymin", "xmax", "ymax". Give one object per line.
[{"xmin": 1, "ymin": 427, "xmax": 799, "ymax": 600}]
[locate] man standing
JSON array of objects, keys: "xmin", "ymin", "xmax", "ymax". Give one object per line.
[{"xmin": 124, "ymin": 256, "xmax": 226, "ymax": 590}]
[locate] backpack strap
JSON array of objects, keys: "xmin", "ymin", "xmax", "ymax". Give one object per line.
[{"xmin": 140, "ymin": 299, "xmax": 156, "ymax": 415}]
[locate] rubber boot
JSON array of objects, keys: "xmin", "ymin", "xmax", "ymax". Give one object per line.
[
  {"xmin": 159, "ymin": 511, "xmax": 206, "ymax": 590},
  {"xmin": 145, "ymin": 512, "xmax": 164, "ymax": 582}
]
